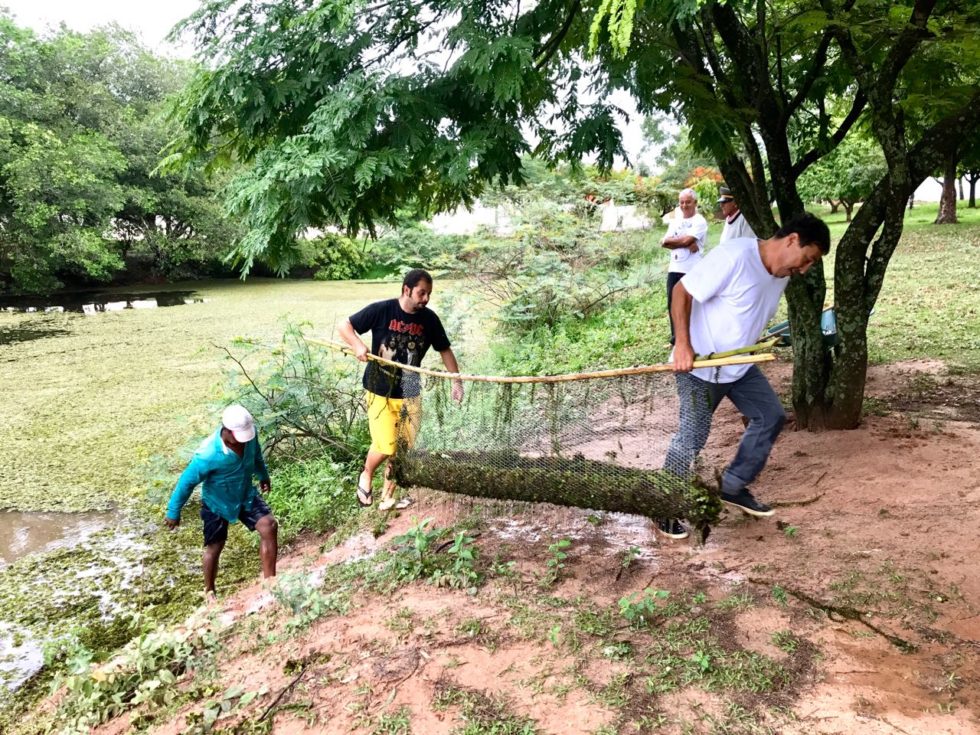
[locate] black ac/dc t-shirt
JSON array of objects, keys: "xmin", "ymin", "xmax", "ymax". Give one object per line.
[{"xmin": 348, "ymin": 298, "xmax": 451, "ymax": 398}]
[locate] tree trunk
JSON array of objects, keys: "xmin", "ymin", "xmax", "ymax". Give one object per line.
[
  {"xmin": 958, "ymin": 176, "xmax": 964, "ymax": 200},
  {"xmin": 829, "ymin": 200, "xmax": 840, "ymax": 214},
  {"xmin": 935, "ymin": 150, "xmax": 959, "ymax": 224},
  {"xmin": 826, "ymin": 227, "xmax": 874, "ymax": 429},
  {"xmin": 968, "ymin": 172, "xmax": 978, "ymax": 208},
  {"xmin": 843, "ymin": 201, "xmax": 854, "ymax": 222},
  {"xmin": 785, "ymin": 270, "xmax": 833, "ymax": 428},
  {"xmin": 392, "ymin": 450, "xmax": 720, "ymax": 537},
  {"xmin": 908, "ymin": 195, "xmax": 914, "ymax": 210}
]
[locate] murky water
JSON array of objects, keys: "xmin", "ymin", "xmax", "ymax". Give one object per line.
[
  {"xmin": 0, "ymin": 510, "xmax": 114, "ymax": 569},
  {"xmin": 0, "ymin": 289, "xmax": 206, "ymax": 315}
]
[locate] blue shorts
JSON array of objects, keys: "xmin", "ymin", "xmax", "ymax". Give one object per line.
[{"xmin": 200, "ymin": 496, "xmax": 272, "ymax": 547}]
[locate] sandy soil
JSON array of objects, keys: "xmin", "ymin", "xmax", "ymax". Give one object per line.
[{"xmin": 89, "ymin": 361, "xmax": 980, "ymax": 735}]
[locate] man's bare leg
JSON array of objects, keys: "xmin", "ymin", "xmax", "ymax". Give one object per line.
[
  {"xmin": 255, "ymin": 515, "xmax": 278, "ymax": 578},
  {"xmin": 203, "ymin": 540, "xmax": 225, "ymax": 594},
  {"xmin": 360, "ymin": 449, "xmax": 390, "ymax": 500}
]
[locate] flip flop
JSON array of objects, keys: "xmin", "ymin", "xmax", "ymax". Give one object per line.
[{"xmin": 356, "ymin": 475, "xmax": 373, "ymax": 507}]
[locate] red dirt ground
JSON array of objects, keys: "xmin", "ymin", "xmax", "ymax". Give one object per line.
[{"xmin": 91, "ymin": 361, "xmax": 980, "ymax": 735}]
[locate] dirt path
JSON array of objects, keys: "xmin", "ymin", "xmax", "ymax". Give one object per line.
[{"xmin": 82, "ymin": 361, "xmax": 980, "ymax": 735}]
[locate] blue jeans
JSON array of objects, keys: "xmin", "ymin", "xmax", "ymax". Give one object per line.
[{"xmin": 663, "ymin": 366, "xmax": 786, "ymax": 494}]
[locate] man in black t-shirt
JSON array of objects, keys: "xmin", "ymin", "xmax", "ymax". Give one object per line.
[{"xmin": 338, "ymin": 269, "xmax": 464, "ymax": 511}]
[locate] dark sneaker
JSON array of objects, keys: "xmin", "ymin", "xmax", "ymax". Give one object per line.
[
  {"xmin": 656, "ymin": 518, "xmax": 689, "ymax": 540},
  {"xmin": 721, "ymin": 488, "xmax": 774, "ymax": 518}
]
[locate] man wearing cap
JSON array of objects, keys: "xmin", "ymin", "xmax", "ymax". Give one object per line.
[
  {"xmin": 718, "ymin": 186, "xmax": 757, "ymax": 244},
  {"xmin": 661, "ymin": 188, "xmax": 708, "ymax": 344},
  {"xmin": 165, "ymin": 404, "xmax": 278, "ymax": 599}
]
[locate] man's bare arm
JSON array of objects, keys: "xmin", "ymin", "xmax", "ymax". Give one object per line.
[
  {"xmin": 661, "ymin": 235, "xmax": 697, "ymax": 250},
  {"xmin": 337, "ymin": 319, "xmax": 370, "ymax": 361},
  {"xmin": 670, "ymin": 281, "xmax": 695, "ymax": 372},
  {"xmin": 440, "ymin": 348, "xmax": 464, "ymax": 402}
]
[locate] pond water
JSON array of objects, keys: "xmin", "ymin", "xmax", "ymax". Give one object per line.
[
  {"xmin": 0, "ymin": 511, "xmax": 114, "ymax": 569},
  {"xmin": 0, "ymin": 290, "xmax": 206, "ymax": 315}
]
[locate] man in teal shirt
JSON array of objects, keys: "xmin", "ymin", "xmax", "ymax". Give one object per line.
[{"xmin": 165, "ymin": 405, "xmax": 278, "ymax": 599}]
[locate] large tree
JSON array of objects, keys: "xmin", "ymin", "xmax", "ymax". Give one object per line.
[
  {"xmin": 797, "ymin": 133, "xmax": 887, "ymax": 222},
  {"xmin": 169, "ymin": 0, "xmax": 980, "ymax": 428},
  {"xmin": 0, "ymin": 18, "xmax": 239, "ymax": 292}
]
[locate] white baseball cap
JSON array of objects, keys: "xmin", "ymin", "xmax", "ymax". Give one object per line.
[{"xmin": 221, "ymin": 404, "xmax": 256, "ymax": 442}]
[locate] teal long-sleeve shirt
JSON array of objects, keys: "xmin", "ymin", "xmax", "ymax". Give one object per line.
[{"xmin": 166, "ymin": 428, "xmax": 270, "ymax": 523}]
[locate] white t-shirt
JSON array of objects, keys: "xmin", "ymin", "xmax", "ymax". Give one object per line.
[
  {"xmin": 678, "ymin": 237, "xmax": 787, "ymax": 383},
  {"xmin": 720, "ymin": 211, "xmax": 757, "ymax": 244},
  {"xmin": 663, "ymin": 213, "xmax": 708, "ymax": 274}
]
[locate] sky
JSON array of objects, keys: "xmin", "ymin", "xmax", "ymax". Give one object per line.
[
  {"xmin": 1, "ymin": 0, "xmax": 654, "ymax": 170},
  {"xmin": 1, "ymin": 0, "xmax": 201, "ymax": 56}
]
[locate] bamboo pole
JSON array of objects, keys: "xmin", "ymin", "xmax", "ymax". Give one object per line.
[{"xmin": 308, "ymin": 337, "xmax": 776, "ymax": 385}]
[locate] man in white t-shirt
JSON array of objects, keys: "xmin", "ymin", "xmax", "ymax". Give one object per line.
[
  {"xmin": 657, "ymin": 212, "xmax": 831, "ymax": 540},
  {"xmin": 718, "ymin": 186, "xmax": 757, "ymax": 244},
  {"xmin": 661, "ymin": 188, "xmax": 708, "ymax": 344}
]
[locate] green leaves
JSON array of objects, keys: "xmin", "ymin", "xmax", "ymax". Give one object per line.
[
  {"xmin": 0, "ymin": 17, "xmax": 237, "ymax": 293},
  {"xmin": 167, "ymin": 0, "xmax": 631, "ymax": 270}
]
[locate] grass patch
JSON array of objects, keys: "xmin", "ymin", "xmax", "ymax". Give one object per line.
[
  {"xmin": 816, "ymin": 202, "xmax": 980, "ymax": 371},
  {"xmin": 433, "ymin": 684, "xmax": 540, "ymax": 735},
  {"xmin": 373, "ymin": 706, "xmax": 413, "ymax": 735}
]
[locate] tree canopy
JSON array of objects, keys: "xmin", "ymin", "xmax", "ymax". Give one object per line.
[
  {"xmin": 0, "ymin": 17, "xmax": 240, "ymax": 294},
  {"xmin": 170, "ymin": 0, "xmax": 980, "ymax": 427}
]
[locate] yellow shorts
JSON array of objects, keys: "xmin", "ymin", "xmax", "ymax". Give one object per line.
[{"xmin": 365, "ymin": 391, "xmax": 422, "ymax": 455}]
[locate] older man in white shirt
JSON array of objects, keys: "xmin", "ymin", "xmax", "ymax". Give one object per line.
[{"xmin": 661, "ymin": 188, "xmax": 708, "ymax": 344}]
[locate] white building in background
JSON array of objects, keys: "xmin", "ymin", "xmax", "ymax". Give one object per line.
[
  {"xmin": 598, "ymin": 200, "xmax": 653, "ymax": 231},
  {"xmin": 913, "ymin": 176, "xmax": 970, "ymax": 202},
  {"xmin": 426, "ymin": 199, "xmax": 653, "ymax": 236},
  {"xmin": 427, "ymin": 203, "xmax": 515, "ymax": 235}
]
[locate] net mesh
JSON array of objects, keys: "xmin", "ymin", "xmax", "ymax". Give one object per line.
[{"xmin": 367, "ymin": 362, "xmax": 732, "ymax": 539}]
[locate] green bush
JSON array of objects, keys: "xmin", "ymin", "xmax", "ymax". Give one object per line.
[
  {"xmin": 371, "ymin": 223, "xmax": 468, "ymax": 274},
  {"xmin": 382, "ymin": 518, "xmax": 483, "ymax": 592},
  {"xmin": 51, "ymin": 618, "xmax": 219, "ymax": 733},
  {"xmin": 489, "ymin": 280, "xmax": 670, "ymax": 375},
  {"xmin": 221, "ymin": 323, "xmax": 371, "ymax": 464},
  {"xmin": 266, "ymin": 457, "xmax": 360, "ymax": 543},
  {"xmin": 295, "ymin": 233, "xmax": 371, "ymax": 280}
]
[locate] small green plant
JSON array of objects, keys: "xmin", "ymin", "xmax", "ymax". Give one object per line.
[
  {"xmin": 432, "ymin": 684, "xmax": 539, "ymax": 734},
  {"xmin": 716, "ymin": 590, "xmax": 754, "ymax": 611},
  {"xmin": 772, "ymin": 585, "xmax": 789, "ymax": 606},
  {"xmin": 273, "ymin": 572, "xmax": 349, "ymax": 631},
  {"xmin": 540, "ymin": 538, "xmax": 572, "ymax": 588},
  {"xmin": 601, "ymin": 641, "xmax": 633, "ymax": 661},
  {"xmin": 618, "ymin": 589, "xmax": 670, "ymax": 627},
  {"xmin": 385, "ymin": 608, "xmax": 417, "ymax": 635},
  {"xmin": 691, "ymin": 650, "xmax": 712, "ymax": 673},
  {"xmin": 782, "ymin": 524, "xmax": 799, "ymax": 539},
  {"xmin": 547, "ymin": 625, "xmax": 562, "ymax": 647},
  {"xmin": 771, "ymin": 630, "xmax": 799, "ymax": 654},
  {"xmin": 457, "ymin": 618, "xmax": 484, "ymax": 638},
  {"xmin": 372, "ymin": 705, "xmax": 412, "ymax": 735},
  {"xmin": 384, "ymin": 519, "xmax": 483, "ymax": 591},
  {"xmin": 620, "ymin": 545, "xmax": 641, "ymax": 572},
  {"xmin": 862, "ymin": 396, "xmax": 890, "ymax": 416},
  {"xmin": 186, "ymin": 684, "xmax": 269, "ymax": 734}
]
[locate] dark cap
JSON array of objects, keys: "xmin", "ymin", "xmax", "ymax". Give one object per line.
[{"xmin": 717, "ymin": 186, "xmax": 734, "ymax": 203}]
